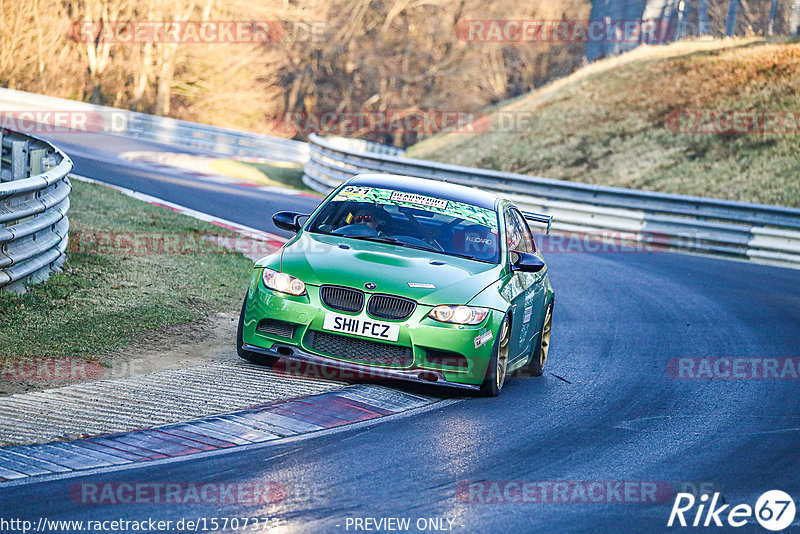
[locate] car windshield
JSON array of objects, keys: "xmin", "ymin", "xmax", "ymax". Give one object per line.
[{"xmin": 307, "ymin": 185, "xmax": 500, "ymax": 263}]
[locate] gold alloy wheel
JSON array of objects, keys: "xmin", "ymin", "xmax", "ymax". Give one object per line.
[
  {"xmin": 540, "ymin": 304, "xmax": 552, "ymax": 369},
  {"xmin": 496, "ymin": 317, "xmax": 510, "ymax": 389}
]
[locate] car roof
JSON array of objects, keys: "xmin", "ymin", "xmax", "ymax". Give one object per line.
[{"xmin": 347, "ymin": 173, "xmax": 503, "ymax": 211}]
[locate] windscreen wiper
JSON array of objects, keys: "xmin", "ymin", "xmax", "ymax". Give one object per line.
[
  {"xmin": 346, "ymin": 235, "xmax": 424, "ymax": 248},
  {"xmin": 337, "ymin": 234, "xmax": 436, "ymax": 252},
  {"xmin": 338, "ymin": 234, "xmax": 487, "ymax": 262}
]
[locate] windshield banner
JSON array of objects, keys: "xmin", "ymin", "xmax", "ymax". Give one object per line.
[{"xmin": 333, "ymin": 185, "xmax": 498, "ymax": 230}]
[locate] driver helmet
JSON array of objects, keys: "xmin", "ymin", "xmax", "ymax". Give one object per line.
[{"xmin": 350, "ymin": 204, "xmax": 390, "ymax": 230}]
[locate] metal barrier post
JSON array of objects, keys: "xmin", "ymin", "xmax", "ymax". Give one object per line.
[
  {"xmin": 11, "ymin": 139, "xmax": 28, "ymax": 180},
  {"xmin": 30, "ymin": 148, "xmax": 45, "ymax": 176}
]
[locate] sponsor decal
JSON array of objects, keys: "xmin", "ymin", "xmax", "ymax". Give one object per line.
[
  {"xmin": 465, "ymin": 235, "xmax": 492, "ymax": 245},
  {"xmin": 408, "ymin": 282, "xmax": 436, "ymax": 289},
  {"xmin": 339, "ymin": 186, "xmax": 372, "ymax": 197},
  {"xmin": 523, "ymin": 306, "xmax": 532, "ymax": 323},
  {"xmin": 389, "ymin": 191, "xmax": 449, "ymax": 210},
  {"xmin": 331, "ymin": 186, "xmax": 498, "ymax": 230},
  {"xmin": 474, "ymin": 330, "xmax": 493, "ymax": 349},
  {"xmin": 453, "ymin": 228, "xmax": 498, "ymax": 258}
]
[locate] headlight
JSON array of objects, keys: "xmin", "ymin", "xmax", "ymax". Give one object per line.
[
  {"xmin": 262, "ymin": 268, "xmax": 306, "ymax": 296},
  {"xmin": 428, "ymin": 305, "xmax": 489, "ymax": 325}
]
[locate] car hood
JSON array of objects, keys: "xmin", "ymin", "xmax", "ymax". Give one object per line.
[{"xmin": 271, "ymin": 232, "xmax": 502, "ymax": 306}]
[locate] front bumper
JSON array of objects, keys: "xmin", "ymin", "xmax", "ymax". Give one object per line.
[
  {"xmin": 242, "ymin": 342, "xmax": 481, "ymax": 391},
  {"xmin": 242, "ymin": 278, "xmax": 503, "ymax": 388}
]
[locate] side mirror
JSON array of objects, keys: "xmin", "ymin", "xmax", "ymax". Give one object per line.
[
  {"xmin": 511, "ymin": 251, "xmax": 545, "ymax": 273},
  {"xmin": 273, "ymin": 211, "xmax": 308, "ymax": 233}
]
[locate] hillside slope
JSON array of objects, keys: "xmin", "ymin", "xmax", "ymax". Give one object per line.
[{"xmin": 409, "ymin": 39, "xmax": 800, "ymax": 208}]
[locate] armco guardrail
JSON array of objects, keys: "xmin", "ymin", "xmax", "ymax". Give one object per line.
[
  {"xmin": 0, "ymin": 88, "xmax": 309, "ymax": 164},
  {"xmin": 0, "ymin": 129, "xmax": 72, "ymax": 292},
  {"xmin": 303, "ymin": 133, "xmax": 800, "ymax": 268},
  {"xmin": 321, "ymin": 135, "xmax": 406, "ymax": 157}
]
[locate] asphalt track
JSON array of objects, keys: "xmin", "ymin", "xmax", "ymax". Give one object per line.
[{"xmin": 1, "ymin": 130, "xmax": 799, "ymax": 533}]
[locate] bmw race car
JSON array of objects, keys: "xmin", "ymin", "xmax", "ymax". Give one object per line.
[{"xmin": 237, "ymin": 173, "xmax": 554, "ymax": 396}]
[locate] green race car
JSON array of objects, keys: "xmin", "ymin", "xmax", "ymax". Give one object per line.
[{"xmin": 237, "ymin": 173, "xmax": 554, "ymax": 396}]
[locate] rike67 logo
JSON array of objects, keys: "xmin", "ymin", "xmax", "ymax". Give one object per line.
[{"xmin": 668, "ymin": 490, "xmax": 796, "ymax": 531}]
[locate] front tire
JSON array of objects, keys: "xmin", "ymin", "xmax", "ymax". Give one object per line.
[
  {"xmin": 479, "ymin": 315, "xmax": 511, "ymax": 397},
  {"xmin": 237, "ymin": 295, "xmax": 277, "ymax": 367}
]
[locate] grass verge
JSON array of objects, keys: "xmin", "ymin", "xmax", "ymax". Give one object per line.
[
  {"xmin": 409, "ymin": 39, "xmax": 800, "ymax": 208},
  {"xmin": 0, "ymin": 179, "xmax": 254, "ymax": 362},
  {"xmin": 250, "ymin": 160, "xmax": 318, "ymax": 195},
  {"xmin": 210, "ymin": 158, "xmax": 317, "ymax": 195}
]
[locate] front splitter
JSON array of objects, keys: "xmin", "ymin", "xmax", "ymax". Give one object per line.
[{"xmin": 243, "ymin": 343, "xmax": 481, "ymax": 392}]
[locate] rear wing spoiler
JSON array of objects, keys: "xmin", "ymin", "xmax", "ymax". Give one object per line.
[{"xmin": 522, "ymin": 212, "xmax": 553, "ymax": 235}]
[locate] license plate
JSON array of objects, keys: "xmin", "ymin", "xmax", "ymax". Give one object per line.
[{"xmin": 323, "ymin": 313, "xmax": 400, "ymax": 342}]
